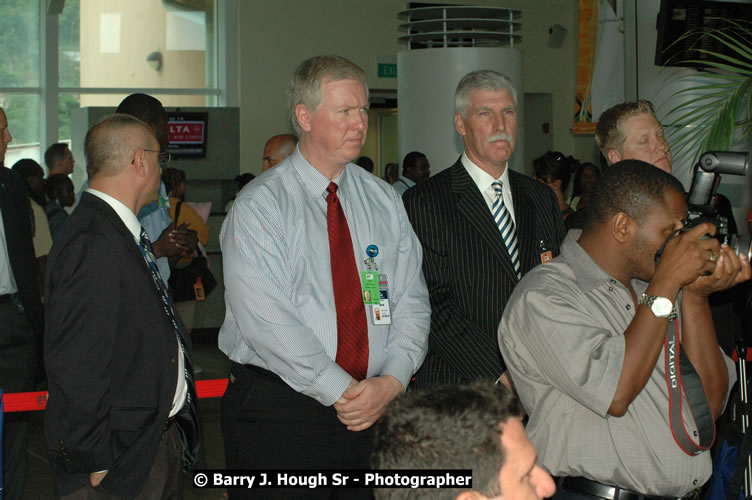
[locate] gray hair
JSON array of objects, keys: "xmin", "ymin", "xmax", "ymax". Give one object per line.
[
  {"xmin": 85, "ymin": 113, "xmax": 155, "ymax": 179},
  {"xmin": 455, "ymin": 70, "xmax": 517, "ymax": 119},
  {"xmin": 287, "ymin": 55, "xmax": 369, "ymax": 135}
]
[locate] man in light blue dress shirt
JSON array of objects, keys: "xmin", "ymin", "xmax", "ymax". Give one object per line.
[
  {"xmin": 393, "ymin": 151, "xmax": 430, "ymax": 196},
  {"xmin": 219, "ymin": 55, "xmax": 430, "ymax": 499}
]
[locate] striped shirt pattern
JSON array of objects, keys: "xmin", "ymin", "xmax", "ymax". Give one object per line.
[
  {"xmin": 491, "ymin": 180, "xmax": 520, "ymax": 278},
  {"xmin": 219, "ymin": 148, "xmax": 430, "ymax": 407}
]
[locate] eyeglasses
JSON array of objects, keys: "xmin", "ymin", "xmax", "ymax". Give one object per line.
[{"xmin": 144, "ymin": 149, "xmax": 172, "ymax": 167}]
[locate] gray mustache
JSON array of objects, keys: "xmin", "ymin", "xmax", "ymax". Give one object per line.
[{"xmin": 488, "ymin": 133, "xmax": 513, "ymax": 143}]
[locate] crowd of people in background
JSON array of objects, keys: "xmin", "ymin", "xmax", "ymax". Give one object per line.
[{"xmin": 3, "ymin": 53, "xmax": 752, "ymax": 500}]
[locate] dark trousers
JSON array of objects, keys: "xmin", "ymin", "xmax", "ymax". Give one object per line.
[
  {"xmin": 60, "ymin": 425, "xmax": 183, "ymax": 500},
  {"xmin": 0, "ymin": 299, "xmax": 38, "ymax": 500},
  {"xmin": 221, "ymin": 363, "xmax": 373, "ymax": 500}
]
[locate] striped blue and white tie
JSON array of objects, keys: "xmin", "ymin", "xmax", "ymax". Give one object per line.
[{"xmin": 491, "ymin": 181, "xmax": 520, "ymax": 279}]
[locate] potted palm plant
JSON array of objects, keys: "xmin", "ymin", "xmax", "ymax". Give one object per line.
[{"xmin": 664, "ymin": 18, "xmax": 752, "ymax": 164}]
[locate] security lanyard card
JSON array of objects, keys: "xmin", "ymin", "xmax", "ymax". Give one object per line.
[
  {"xmin": 361, "ymin": 271, "xmax": 381, "ymax": 305},
  {"xmin": 372, "ymin": 274, "xmax": 392, "ymax": 325},
  {"xmin": 538, "ymin": 239, "xmax": 552, "ymax": 264}
]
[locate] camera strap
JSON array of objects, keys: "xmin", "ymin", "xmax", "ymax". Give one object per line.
[{"xmin": 664, "ymin": 319, "xmax": 716, "ymax": 455}]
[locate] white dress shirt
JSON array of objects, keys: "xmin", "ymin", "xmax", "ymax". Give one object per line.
[
  {"xmin": 461, "ymin": 152, "xmax": 516, "ymax": 224},
  {"xmin": 219, "ymin": 147, "xmax": 431, "ymax": 407},
  {"xmin": 0, "ymin": 209, "xmax": 18, "ymax": 295}
]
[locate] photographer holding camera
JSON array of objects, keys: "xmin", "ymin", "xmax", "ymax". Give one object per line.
[{"xmin": 499, "ymin": 160, "xmax": 751, "ymax": 499}]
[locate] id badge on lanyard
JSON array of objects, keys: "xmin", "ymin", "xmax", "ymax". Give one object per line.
[{"xmin": 361, "ymin": 244, "xmax": 391, "ymax": 325}]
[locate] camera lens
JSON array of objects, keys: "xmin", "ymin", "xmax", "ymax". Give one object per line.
[{"xmin": 728, "ymin": 233, "xmax": 752, "ymax": 261}]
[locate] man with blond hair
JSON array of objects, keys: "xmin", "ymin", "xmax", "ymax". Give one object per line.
[
  {"xmin": 220, "ymin": 55, "xmax": 430, "ymax": 499},
  {"xmin": 595, "ymin": 99, "xmax": 672, "ymax": 172}
]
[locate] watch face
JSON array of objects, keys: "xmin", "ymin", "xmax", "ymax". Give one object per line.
[{"xmin": 652, "ymin": 297, "xmax": 673, "ymax": 317}]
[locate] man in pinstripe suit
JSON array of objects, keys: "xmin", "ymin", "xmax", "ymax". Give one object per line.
[{"xmin": 403, "ymin": 70, "xmax": 566, "ymax": 389}]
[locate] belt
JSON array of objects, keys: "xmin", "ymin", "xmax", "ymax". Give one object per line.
[
  {"xmin": 164, "ymin": 416, "xmax": 176, "ymax": 432},
  {"xmin": 233, "ymin": 362, "xmax": 284, "ymax": 383},
  {"xmin": 558, "ymin": 477, "xmax": 699, "ymax": 500}
]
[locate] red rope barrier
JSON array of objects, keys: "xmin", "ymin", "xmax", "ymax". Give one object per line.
[{"xmin": 2, "ymin": 378, "xmax": 229, "ymax": 413}]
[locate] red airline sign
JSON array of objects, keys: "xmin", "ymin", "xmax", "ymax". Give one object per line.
[{"xmin": 169, "ymin": 121, "xmax": 205, "ymax": 144}]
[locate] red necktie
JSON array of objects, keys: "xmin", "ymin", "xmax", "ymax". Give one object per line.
[{"xmin": 326, "ymin": 182, "xmax": 368, "ymax": 380}]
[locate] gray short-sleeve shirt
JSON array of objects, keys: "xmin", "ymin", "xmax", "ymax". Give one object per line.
[{"xmin": 499, "ymin": 231, "xmax": 735, "ymax": 497}]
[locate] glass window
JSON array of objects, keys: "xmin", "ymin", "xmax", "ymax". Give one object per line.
[
  {"xmin": 0, "ymin": 0, "xmax": 40, "ymax": 88},
  {"xmin": 1, "ymin": 0, "xmax": 224, "ymax": 158},
  {"xmin": 0, "ymin": 94, "xmax": 41, "ymax": 165},
  {"xmin": 61, "ymin": 0, "xmax": 215, "ymax": 91},
  {"xmin": 59, "ymin": 0, "xmax": 80, "ymax": 88}
]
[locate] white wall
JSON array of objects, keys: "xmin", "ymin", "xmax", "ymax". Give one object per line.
[{"xmin": 235, "ymin": 0, "xmax": 584, "ymax": 175}]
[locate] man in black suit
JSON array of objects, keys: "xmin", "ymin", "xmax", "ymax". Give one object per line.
[
  {"xmin": 403, "ymin": 70, "xmax": 566, "ymax": 388},
  {"xmin": 44, "ymin": 113, "xmax": 201, "ymax": 499},
  {"xmin": 0, "ymin": 107, "xmax": 44, "ymax": 500}
]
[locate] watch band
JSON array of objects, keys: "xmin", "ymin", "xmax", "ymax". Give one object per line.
[{"xmin": 639, "ymin": 293, "xmax": 677, "ymax": 321}]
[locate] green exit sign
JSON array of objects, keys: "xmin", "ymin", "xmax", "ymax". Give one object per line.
[{"xmin": 378, "ymin": 63, "xmax": 397, "ymax": 78}]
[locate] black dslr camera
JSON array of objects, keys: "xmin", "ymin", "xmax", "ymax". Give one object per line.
[{"xmin": 683, "ymin": 151, "xmax": 750, "ymax": 259}]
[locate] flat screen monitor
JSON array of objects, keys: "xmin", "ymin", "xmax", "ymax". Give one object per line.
[{"xmin": 167, "ymin": 111, "xmax": 209, "ymax": 158}]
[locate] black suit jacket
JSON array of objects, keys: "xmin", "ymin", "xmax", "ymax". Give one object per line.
[
  {"xmin": 44, "ymin": 192, "xmax": 199, "ymax": 498},
  {"xmin": 403, "ymin": 158, "xmax": 566, "ymax": 387},
  {"xmin": 0, "ymin": 166, "xmax": 43, "ymax": 341}
]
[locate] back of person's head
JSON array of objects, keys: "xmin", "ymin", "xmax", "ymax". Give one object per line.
[
  {"xmin": 44, "ymin": 143, "xmax": 69, "ymax": 170},
  {"xmin": 355, "ymin": 156, "xmax": 374, "ymax": 172},
  {"xmin": 84, "ymin": 113, "xmax": 155, "ymax": 180},
  {"xmin": 372, "ymin": 381, "xmax": 522, "ymax": 500},
  {"xmin": 11, "ymin": 158, "xmax": 44, "ymax": 182},
  {"xmin": 572, "ymin": 161, "xmax": 600, "ymax": 198},
  {"xmin": 161, "ymin": 167, "xmax": 186, "ymax": 195},
  {"xmin": 116, "ymin": 93, "xmax": 166, "ymax": 127},
  {"xmin": 11, "ymin": 158, "xmax": 46, "ymax": 203},
  {"xmin": 455, "ymin": 70, "xmax": 517, "ymax": 119},
  {"xmin": 270, "ymin": 134, "xmax": 298, "ymax": 155},
  {"xmin": 116, "ymin": 93, "xmax": 168, "ymax": 149},
  {"xmin": 288, "ymin": 55, "xmax": 368, "ymax": 135},
  {"xmin": 595, "ymin": 100, "xmax": 657, "ymax": 157},
  {"xmin": 532, "ymin": 151, "xmax": 578, "ymax": 193},
  {"xmin": 402, "ymin": 151, "xmax": 426, "ymax": 175},
  {"xmin": 46, "ymin": 173, "xmax": 73, "ymax": 202},
  {"xmin": 584, "ymin": 159, "xmax": 684, "ymax": 232}
]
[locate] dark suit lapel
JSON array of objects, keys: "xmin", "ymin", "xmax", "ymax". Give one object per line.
[
  {"xmin": 83, "ymin": 195, "xmax": 194, "ymax": 343},
  {"xmin": 0, "ymin": 168, "xmax": 10, "ymax": 220},
  {"xmin": 509, "ymin": 171, "xmax": 538, "ymax": 274},
  {"xmin": 449, "ymin": 160, "xmax": 519, "ymax": 281}
]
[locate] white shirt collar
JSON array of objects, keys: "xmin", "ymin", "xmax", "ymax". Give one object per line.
[
  {"xmin": 460, "ymin": 152, "xmax": 516, "ymax": 222},
  {"xmin": 85, "ymin": 188, "xmax": 142, "ymax": 242},
  {"xmin": 461, "ymin": 152, "xmax": 511, "ymax": 193}
]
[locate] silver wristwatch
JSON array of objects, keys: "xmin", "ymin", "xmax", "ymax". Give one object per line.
[{"xmin": 638, "ymin": 293, "xmax": 677, "ymax": 320}]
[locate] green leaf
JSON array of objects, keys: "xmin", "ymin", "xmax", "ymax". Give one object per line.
[{"xmin": 665, "ymin": 18, "xmax": 752, "ymax": 163}]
